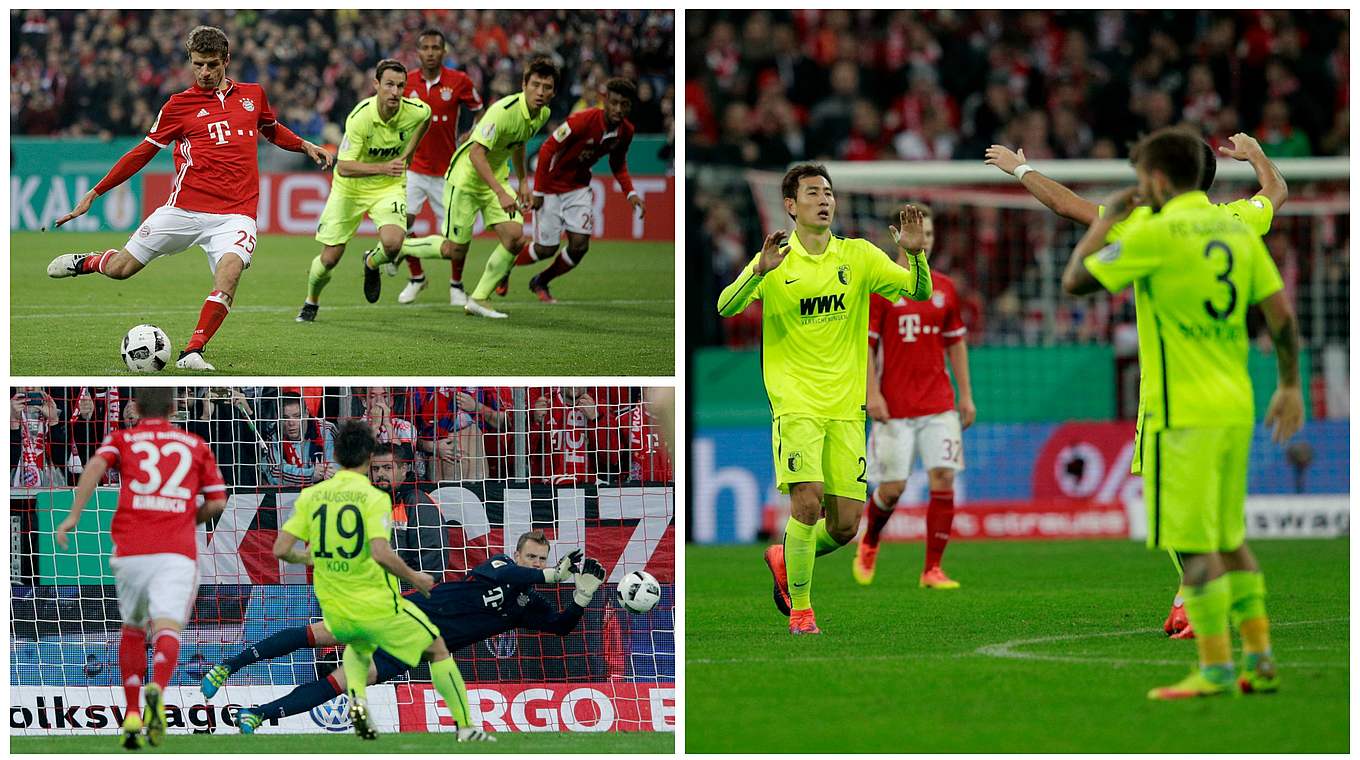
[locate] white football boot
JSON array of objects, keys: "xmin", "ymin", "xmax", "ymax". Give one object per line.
[
  {"xmin": 398, "ymin": 277, "xmax": 427, "ymax": 304},
  {"xmin": 464, "ymin": 300, "xmax": 507, "ymax": 319},
  {"xmin": 176, "ymin": 351, "xmax": 216, "ymax": 371}
]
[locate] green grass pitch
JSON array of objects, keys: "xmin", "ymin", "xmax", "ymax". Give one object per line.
[
  {"xmin": 9, "ymin": 730, "xmax": 672, "ymax": 753},
  {"xmin": 10, "ymin": 232, "xmax": 673, "ymax": 376},
  {"xmin": 687, "ymin": 538, "xmax": 1348, "ymax": 753}
]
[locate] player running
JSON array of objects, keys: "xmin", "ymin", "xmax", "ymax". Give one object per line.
[
  {"xmin": 297, "ymin": 60, "xmax": 431, "ymax": 322},
  {"xmin": 716, "ymin": 163, "xmax": 932, "ymax": 634},
  {"xmin": 268, "ymin": 421, "xmax": 491, "ymax": 741},
  {"xmin": 204, "ymin": 531, "xmax": 600, "ymax": 734},
  {"xmin": 396, "ymin": 28, "xmax": 484, "ymax": 306},
  {"xmin": 512, "ymin": 77, "xmax": 646, "ymax": 303},
  {"xmin": 1062, "ymin": 127, "xmax": 1302, "ymax": 699},
  {"xmin": 363, "ymin": 57, "xmax": 558, "ymax": 319},
  {"xmin": 47, "ymin": 25, "xmax": 333, "ymax": 371},
  {"xmin": 54, "ymin": 387, "xmax": 227, "ymax": 749},
  {"xmin": 985, "ymin": 132, "xmax": 1287, "ymax": 638},
  {"xmin": 854, "ymin": 202, "xmax": 975, "ymax": 590}
]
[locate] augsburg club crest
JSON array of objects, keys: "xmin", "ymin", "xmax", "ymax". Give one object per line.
[
  {"xmin": 787, "ymin": 451, "xmax": 802, "ymax": 472},
  {"xmin": 837, "ymin": 264, "xmax": 850, "ymax": 285}
]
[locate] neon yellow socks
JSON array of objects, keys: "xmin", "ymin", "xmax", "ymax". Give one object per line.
[
  {"xmin": 784, "ymin": 517, "xmax": 815, "ymax": 611},
  {"xmin": 306, "ymin": 255, "xmax": 333, "ymax": 303},
  {"xmin": 340, "ymin": 641, "xmax": 376, "ymax": 701},
  {"xmin": 812, "ymin": 518, "xmax": 845, "ymax": 557},
  {"xmin": 429, "ymin": 657, "xmax": 473, "ymax": 728},
  {"xmin": 470, "ymin": 243, "xmax": 516, "ymax": 300},
  {"xmin": 1227, "ymin": 570, "xmax": 1270, "ymax": 654},
  {"xmin": 1184, "ymin": 575, "xmax": 1233, "ymax": 670}
]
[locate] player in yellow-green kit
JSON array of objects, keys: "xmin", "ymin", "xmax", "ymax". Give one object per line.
[
  {"xmin": 364, "ymin": 57, "xmax": 557, "ymax": 319},
  {"xmin": 716, "ymin": 163, "xmax": 933, "ymax": 634},
  {"xmin": 1061, "ymin": 127, "xmax": 1303, "ymax": 700},
  {"xmin": 986, "ymin": 131, "xmax": 1288, "ymax": 639},
  {"xmin": 268, "ymin": 421, "xmax": 492, "ymax": 741},
  {"xmin": 297, "ymin": 59, "xmax": 431, "ymax": 322}
]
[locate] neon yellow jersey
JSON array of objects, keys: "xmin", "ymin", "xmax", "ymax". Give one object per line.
[
  {"xmin": 717, "ymin": 231, "xmax": 932, "ymax": 420},
  {"xmin": 282, "ymin": 469, "xmax": 402, "ymax": 621},
  {"xmin": 1085, "ymin": 191, "xmax": 1284, "ymax": 433},
  {"xmin": 447, "ymin": 92, "xmax": 549, "ymax": 188},
  {"xmin": 1103, "ymin": 194, "xmax": 1274, "ymax": 243},
  {"xmin": 334, "ymin": 96, "xmax": 432, "ymax": 194}
]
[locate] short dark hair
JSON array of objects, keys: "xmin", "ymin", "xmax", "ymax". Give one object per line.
[
  {"xmin": 134, "ymin": 387, "xmax": 175, "ymax": 419},
  {"xmin": 279, "ymin": 393, "xmax": 303, "ymax": 412},
  {"xmin": 516, "ymin": 529, "xmax": 550, "ymax": 553},
  {"xmin": 1198, "ymin": 141, "xmax": 1217, "ymax": 191},
  {"xmin": 418, "ymin": 28, "xmax": 446, "ymax": 45},
  {"xmin": 335, "ymin": 421, "xmax": 377, "ymax": 468},
  {"xmin": 375, "ymin": 58, "xmax": 407, "ymax": 82},
  {"xmin": 605, "ymin": 77, "xmax": 637, "ymax": 101},
  {"xmin": 185, "ymin": 25, "xmax": 229, "ymax": 60},
  {"xmin": 1130, "ymin": 127, "xmax": 1203, "ymax": 193},
  {"xmin": 372, "ymin": 442, "xmax": 398, "ymax": 460},
  {"xmin": 523, "ymin": 56, "xmax": 560, "ymax": 86},
  {"xmin": 781, "ymin": 162, "xmax": 833, "ymax": 220}
]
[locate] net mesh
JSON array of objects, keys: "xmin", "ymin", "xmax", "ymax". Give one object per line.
[{"xmin": 10, "ymin": 385, "xmax": 675, "ymax": 735}]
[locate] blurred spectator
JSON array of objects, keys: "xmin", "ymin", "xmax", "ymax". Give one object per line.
[
  {"xmin": 62, "ymin": 387, "xmax": 123, "ymax": 486},
  {"xmin": 372, "ymin": 442, "xmax": 447, "ymax": 579},
  {"xmin": 412, "ymin": 387, "xmax": 505, "ymax": 482},
  {"xmin": 10, "ymin": 388, "xmax": 65, "ymax": 488},
  {"xmin": 530, "ymin": 387, "xmax": 599, "ymax": 484},
  {"xmin": 259, "ymin": 393, "xmax": 336, "ymax": 487},
  {"xmin": 359, "ymin": 386, "xmax": 416, "ymax": 449},
  {"xmin": 1256, "ymin": 98, "xmax": 1312, "ymax": 157},
  {"xmin": 186, "ymin": 387, "xmax": 261, "ymax": 487}
]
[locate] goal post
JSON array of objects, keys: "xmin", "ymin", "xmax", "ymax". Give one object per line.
[{"xmin": 10, "ymin": 385, "xmax": 675, "ymax": 737}]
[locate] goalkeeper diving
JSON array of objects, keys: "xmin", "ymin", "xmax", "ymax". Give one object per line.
[{"xmin": 205, "ymin": 530, "xmax": 605, "ymax": 733}]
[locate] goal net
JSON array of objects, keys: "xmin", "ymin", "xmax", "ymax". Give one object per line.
[
  {"xmin": 10, "ymin": 385, "xmax": 675, "ymax": 736},
  {"xmin": 738, "ymin": 158, "xmax": 1348, "ymax": 541}
]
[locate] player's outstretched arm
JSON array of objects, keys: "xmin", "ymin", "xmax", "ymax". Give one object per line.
[
  {"xmin": 717, "ymin": 230, "xmax": 787, "ymax": 317},
  {"xmin": 885, "ymin": 206, "xmax": 932, "ymax": 301},
  {"xmin": 1259, "ymin": 290, "xmax": 1304, "ymax": 444},
  {"xmin": 1219, "ymin": 132, "xmax": 1287, "ymax": 211},
  {"xmin": 572, "ymin": 557, "xmax": 606, "ymax": 607},
  {"xmin": 1062, "ymin": 186, "xmax": 1137, "ymax": 296},
  {"xmin": 984, "ymin": 145, "xmax": 1099, "ymax": 226},
  {"xmin": 53, "ymin": 456, "xmax": 109, "ymax": 549},
  {"xmin": 54, "ymin": 141, "xmax": 161, "ymax": 228},
  {"xmin": 272, "ymin": 529, "xmax": 312, "ymax": 566},
  {"xmin": 371, "ymin": 537, "xmax": 435, "ymax": 596}
]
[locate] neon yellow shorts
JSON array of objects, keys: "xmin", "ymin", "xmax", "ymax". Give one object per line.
[
  {"xmin": 440, "ymin": 177, "xmax": 517, "ymax": 244},
  {"xmin": 1143, "ymin": 426, "xmax": 1252, "ymax": 554},
  {"xmin": 772, "ymin": 414, "xmax": 867, "ymax": 502},
  {"xmin": 314, "ymin": 182, "xmax": 407, "ymax": 246},
  {"xmin": 323, "ymin": 597, "xmax": 437, "ymax": 668}
]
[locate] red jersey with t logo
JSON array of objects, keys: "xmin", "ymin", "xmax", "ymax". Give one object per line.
[
  {"xmin": 145, "ymin": 79, "xmax": 280, "ymax": 217},
  {"xmin": 532, "ymin": 388, "xmax": 597, "ymax": 484},
  {"xmin": 96, "ymin": 418, "xmax": 226, "ymax": 560},
  {"xmin": 405, "ymin": 67, "xmax": 483, "ymax": 177},
  {"xmin": 869, "ymin": 271, "xmax": 967, "ymax": 419},
  {"xmin": 534, "ymin": 108, "xmax": 636, "ymax": 195}
]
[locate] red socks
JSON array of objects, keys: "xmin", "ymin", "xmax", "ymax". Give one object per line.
[
  {"xmin": 80, "ymin": 249, "xmax": 118, "ymax": 274},
  {"xmin": 514, "ymin": 242, "xmax": 540, "ymax": 266},
  {"xmin": 406, "ymin": 256, "xmax": 425, "ymax": 277},
  {"xmin": 863, "ymin": 489, "xmax": 894, "ymax": 546},
  {"xmin": 924, "ymin": 489, "xmax": 955, "ymax": 570},
  {"xmin": 119, "ymin": 626, "xmax": 147, "ymax": 716},
  {"xmin": 151, "ymin": 628, "xmax": 181, "ymax": 689},
  {"xmin": 185, "ymin": 290, "xmax": 230, "ymax": 353}
]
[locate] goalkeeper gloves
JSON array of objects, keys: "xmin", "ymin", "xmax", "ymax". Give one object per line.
[
  {"xmin": 574, "ymin": 557, "xmax": 606, "ymax": 607},
  {"xmin": 542, "ymin": 548, "xmax": 583, "ymax": 583}
]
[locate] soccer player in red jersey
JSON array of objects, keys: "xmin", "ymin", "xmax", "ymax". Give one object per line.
[
  {"xmin": 47, "ymin": 26, "xmax": 333, "ymax": 371},
  {"xmin": 54, "ymin": 387, "xmax": 227, "ymax": 749},
  {"xmin": 516, "ymin": 78, "xmax": 646, "ymax": 303},
  {"xmin": 854, "ymin": 203, "xmax": 976, "ymax": 590},
  {"xmin": 397, "ymin": 28, "xmax": 484, "ymax": 306}
]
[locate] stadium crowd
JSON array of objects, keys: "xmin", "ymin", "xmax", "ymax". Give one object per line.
[
  {"xmin": 10, "ymin": 387, "xmax": 672, "ymax": 490},
  {"xmin": 11, "ymin": 9, "xmax": 674, "ymax": 143}
]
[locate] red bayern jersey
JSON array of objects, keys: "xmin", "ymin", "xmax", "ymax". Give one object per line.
[
  {"xmin": 143, "ymin": 80, "xmax": 282, "ymax": 217},
  {"xmin": 533, "ymin": 108, "xmax": 636, "ymax": 195},
  {"xmin": 623, "ymin": 402, "xmax": 673, "ymax": 482},
  {"xmin": 531, "ymin": 388, "xmax": 598, "ymax": 484},
  {"xmin": 405, "ymin": 67, "xmax": 483, "ymax": 177},
  {"xmin": 869, "ymin": 271, "xmax": 968, "ymax": 419},
  {"xmin": 96, "ymin": 418, "xmax": 226, "ymax": 560}
]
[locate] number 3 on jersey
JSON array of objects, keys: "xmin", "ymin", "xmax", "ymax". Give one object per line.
[{"xmin": 1202, "ymin": 240, "xmax": 1238, "ymax": 321}]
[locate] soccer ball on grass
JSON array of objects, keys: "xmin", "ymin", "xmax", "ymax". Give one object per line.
[
  {"xmin": 122, "ymin": 324, "xmax": 171, "ymax": 372},
  {"xmin": 617, "ymin": 570, "xmax": 662, "ymax": 614}
]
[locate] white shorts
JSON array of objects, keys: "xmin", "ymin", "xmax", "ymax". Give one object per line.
[
  {"xmin": 533, "ymin": 186, "xmax": 595, "ymax": 246},
  {"xmin": 868, "ymin": 410, "xmax": 965, "ymax": 483},
  {"xmin": 109, "ymin": 552, "xmax": 199, "ymax": 628},
  {"xmin": 406, "ymin": 171, "xmax": 446, "ymax": 229},
  {"xmin": 125, "ymin": 206, "xmax": 257, "ymax": 273}
]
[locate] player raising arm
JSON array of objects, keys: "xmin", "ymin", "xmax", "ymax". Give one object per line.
[
  {"xmin": 1061, "ymin": 127, "xmax": 1302, "ymax": 700},
  {"xmin": 510, "ymin": 77, "xmax": 646, "ymax": 303},
  {"xmin": 54, "ymin": 387, "xmax": 227, "ymax": 749},
  {"xmin": 716, "ymin": 163, "xmax": 931, "ymax": 635},
  {"xmin": 985, "ymin": 132, "xmax": 1287, "ymax": 639},
  {"xmin": 205, "ymin": 532, "xmax": 601, "ymax": 734},
  {"xmin": 364, "ymin": 57, "xmax": 558, "ymax": 319},
  {"xmin": 297, "ymin": 59, "xmax": 431, "ymax": 321},
  {"xmin": 855, "ymin": 202, "xmax": 975, "ymax": 590},
  {"xmin": 47, "ymin": 26, "xmax": 333, "ymax": 371}
]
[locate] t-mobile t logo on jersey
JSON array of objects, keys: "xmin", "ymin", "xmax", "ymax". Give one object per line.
[
  {"xmin": 206, "ymin": 120, "xmax": 232, "ymax": 145},
  {"xmin": 898, "ymin": 313, "xmax": 921, "ymax": 342}
]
